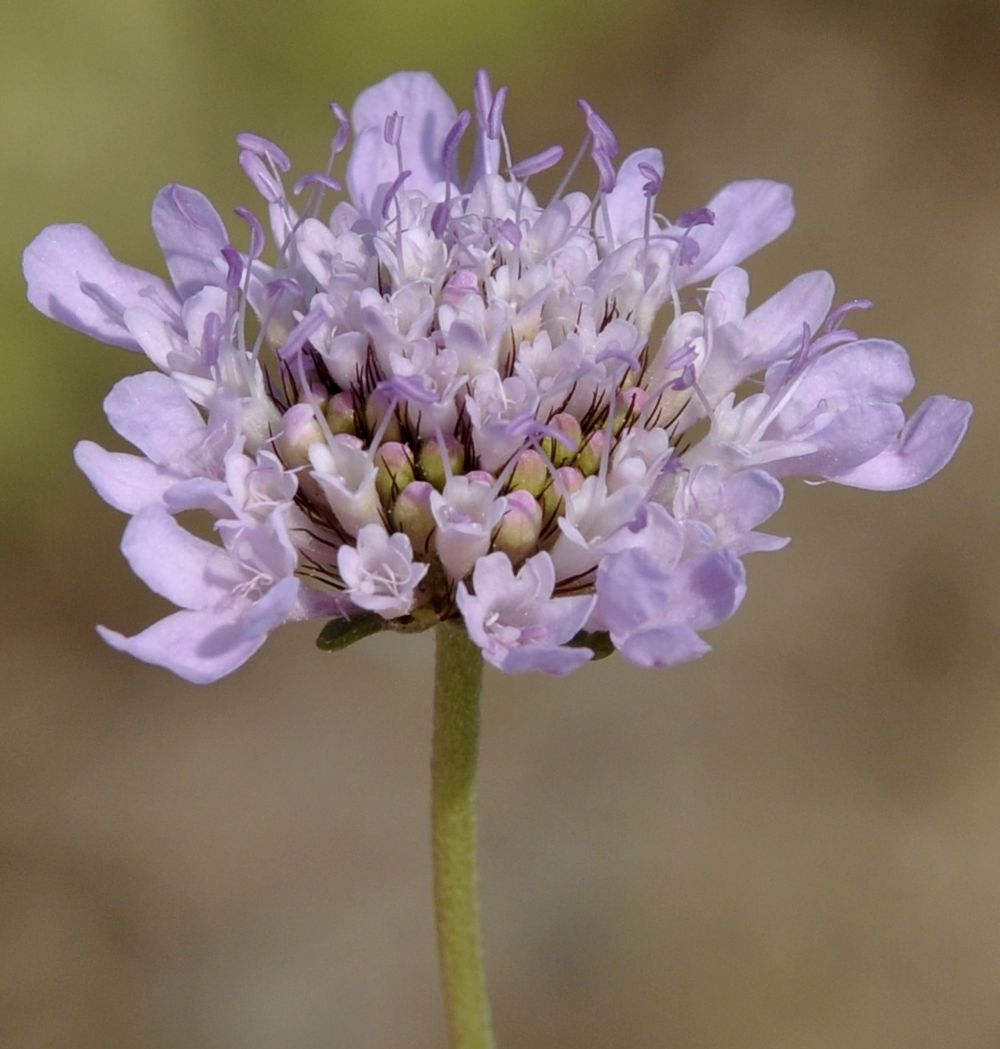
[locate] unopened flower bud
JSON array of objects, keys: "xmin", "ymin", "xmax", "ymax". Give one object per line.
[
  {"xmin": 614, "ymin": 387, "xmax": 649, "ymax": 433},
  {"xmin": 492, "ymin": 490, "xmax": 543, "ymax": 564},
  {"xmin": 541, "ymin": 412, "xmax": 583, "ymax": 467},
  {"xmin": 278, "ymin": 403, "xmax": 323, "ymax": 468},
  {"xmin": 325, "ymin": 391, "xmax": 357, "ymax": 435},
  {"xmin": 576, "ymin": 430, "xmax": 606, "ymax": 476},
  {"xmin": 365, "ymin": 388, "xmax": 402, "ymax": 444},
  {"xmin": 375, "ymin": 442, "xmax": 416, "ymax": 505},
  {"xmin": 390, "ymin": 480, "xmax": 436, "ymax": 554},
  {"xmin": 508, "ymin": 448, "xmax": 548, "ymax": 496},
  {"xmin": 418, "ymin": 434, "xmax": 465, "ymax": 490},
  {"xmin": 541, "ymin": 466, "xmax": 584, "ymax": 521}
]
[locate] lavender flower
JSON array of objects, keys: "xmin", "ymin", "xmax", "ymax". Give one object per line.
[{"xmin": 23, "ymin": 70, "xmax": 971, "ymax": 682}]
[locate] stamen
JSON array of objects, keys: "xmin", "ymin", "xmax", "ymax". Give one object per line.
[
  {"xmin": 236, "ymin": 132, "xmax": 292, "ymax": 173},
  {"xmin": 234, "ymin": 207, "xmax": 265, "ymax": 261},
  {"xmin": 381, "ymin": 169, "xmax": 412, "ymax": 221},
  {"xmin": 577, "ymin": 100, "xmax": 619, "ymax": 158},
  {"xmin": 510, "ymin": 145, "xmax": 565, "ymax": 180},
  {"xmin": 487, "ymin": 87, "xmax": 508, "ymax": 140}
]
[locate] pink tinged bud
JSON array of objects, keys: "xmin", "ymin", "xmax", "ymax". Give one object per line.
[
  {"xmin": 391, "ymin": 480, "xmax": 436, "ymax": 554},
  {"xmin": 364, "ymin": 387, "xmax": 402, "ymax": 444},
  {"xmin": 540, "ymin": 466, "xmax": 584, "ymax": 520},
  {"xmin": 278, "ymin": 403, "xmax": 323, "ymax": 468},
  {"xmin": 325, "ymin": 391, "xmax": 357, "ymax": 435},
  {"xmin": 418, "ymin": 434, "xmax": 465, "ymax": 490},
  {"xmin": 541, "ymin": 412, "xmax": 583, "ymax": 467},
  {"xmin": 508, "ymin": 449, "xmax": 549, "ymax": 496},
  {"xmin": 493, "ymin": 490, "xmax": 543, "ymax": 565},
  {"xmin": 375, "ymin": 442, "xmax": 416, "ymax": 504},
  {"xmin": 577, "ymin": 430, "xmax": 606, "ymax": 476},
  {"xmin": 431, "ymin": 477, "xmax": 507, "ymax": 582},
  {"xmin": 558, "ymin": 466, "xmax": 585, "ymax": 494},
  {"xmin": 615, "ymin": 387, "xmax": 649, "ymax": 431}
]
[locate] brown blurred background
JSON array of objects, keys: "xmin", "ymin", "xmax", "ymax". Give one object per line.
[{"xmin": 2, "ymin": 1, "xmax": 999, "ymax": 1047}]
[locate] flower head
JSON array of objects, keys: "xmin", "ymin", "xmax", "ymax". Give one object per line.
[{"xmin": 24, "ymin": 70, "xmax": 972, "ymax": 682}]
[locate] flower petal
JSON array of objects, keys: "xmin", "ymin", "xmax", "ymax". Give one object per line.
[
  {"xmin": 120, "ymin": 506, "xmax": 237, "ymax": 610},
  {"xmin": 828, "ymin": 395, "xmax": 973, "ymax": 491},
  {"xmin": 151, "ymin": 184, "xmax": 230, "ymax": 299},
  {"xmin": 74, "ymin": 441, "xmax": 176, "ymax": 514},
  {"xmin": 98, "ymin": 610, "xmax": 266, "ymax": 684},
  {"xmin": 23, "ymin": 224, "xmax": 176, "ymax": 350},
  {"xmin": 103, "ymin": 372, "xmax": 206, "ymax": 466},
  {"xmin": 676, "ymin": 180, "xmax": 795, "ymax": 286},
  {"xmin": 347, "ymin": 71, "xmax": 457, "ymax": 214}
]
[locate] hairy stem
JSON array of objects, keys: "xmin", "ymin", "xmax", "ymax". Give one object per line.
[{"xmin": 431, "ymin": 622, "xmax": 495, "ymax": 1049}]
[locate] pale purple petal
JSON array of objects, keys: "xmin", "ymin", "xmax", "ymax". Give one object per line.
[
  {"xmin": 119, "ymin": 507, "xmax": 237, "ymax": 610},
  {"xmin": 151, "ymin": 184, "xmax": 230, "ymax": 299},
  {"xmin": 347, "ymin": 71, "xmax": 458, "ymax": 213},
  {"xmin": 828, "ymin": 395, "xmax": 973, "ymax": 491},
  {"xmin": 23, "ymin": 224, "xmax": 176, "ymax": 350},
  {"xmin": 676, "ymin": 180, "xmax": 795, "ymax": 286},
  {"xmin": 600, "ymin": 148, "xmax": 664, "ymax": 244},
  {"xmin": 616, "ymin": 624, "xmax": 711, "ymax": 668},
  {"xmin": 97, "ymin": 610, "xmax": 266, "ymax": 685},
  {"xmin": 74, "ymin": 441, "xmax": 176, "ymax": 514},
  {"xmin": 103, "ymin": 372, "xmax": 205, "ymax": 465}
]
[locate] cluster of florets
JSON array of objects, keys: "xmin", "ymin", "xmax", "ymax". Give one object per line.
[{"xmin": 23, "ymin": 71, "xmax": 970, "ymax": 682}]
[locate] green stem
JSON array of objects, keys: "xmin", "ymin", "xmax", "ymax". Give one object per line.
[{"xmin": 431, "ymin": 622, "xmax": 496, "ymax": 1049}]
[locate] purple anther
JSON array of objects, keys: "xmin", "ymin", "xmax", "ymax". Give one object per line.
[
  {"xmin": 442, "ymin": 110, "xmax": 472, "ymax": 175},
  {"xmin": 292, "ymin": 172, "xmax": 343, "ymax": 195},
  {"xmin": 578, "ymin": 99, "xmax": 619, "ymax": 158},
  {"xmin": 239, "ymin": 150, "xmax": 283, "ymax": 204},
  {"xmin": 510, "ymin": 144, "xmax": 565, "ymax": 180},
  {"xmin": 591, "ymin": 147, "xmax": 617, "ymax": 194},
  {"xmin": 378, "ymin": 374, "xmax": 438, "ymax": 406},
  {"xmin": 637, "ymin": 161, "xmax": 663, "ymax": 198},
  {"xmin": 380, "ymin": 169, "xmax": 412, "ymax": 220},
  {"xmin": 329, "ymin": 101, "xmax": 350, "ymax": 154},
  {"xmin": 383, "ymin": 111, "xmax": 402, "ymax": 147},
  {"xmin": 676, "ymin": 206, "xmax": 716, "ymax": 229},
  {"xmin": 431, "ymin": 201, "xmax": 451, "ymax": 239},
  {"xmin": 664, "ymin": 342, "xmax": 698, "ymax": 371},
  {"xmin": 669, "ymin": 363, "xmax": 697, "ymax": 391},
  {"xmin": 235, "ymin": 132, "xmax": 292, "ymax": 173},
  {"xmin": 497, "ymin": 218, "xmax": 522, "ymax": 246},
  {"xmin": 234, "ymin": 206, "xmax": 265, "ymax": 260},
  {"xmin": 487, "ymin": 86, "xmax": 508, "ymax": 140},
  {"xmin": 202, "ymin": 311, "xmax": 222, "ymax": 368},
  {"xmin": 825, "ymin": 298, "xmax": 873, "ymax": 334},
  {"xmin": 474, "ymin": 69, "xmax": 493, "ymax": 127},
  {"xmin": 221, "ymin": 245, "xmax": 244, "ymax": 290}
]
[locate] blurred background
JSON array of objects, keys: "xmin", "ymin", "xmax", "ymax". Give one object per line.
[{"xmin": 3, "ymin": 1, "xmax": 999, "ymax": 1046}]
